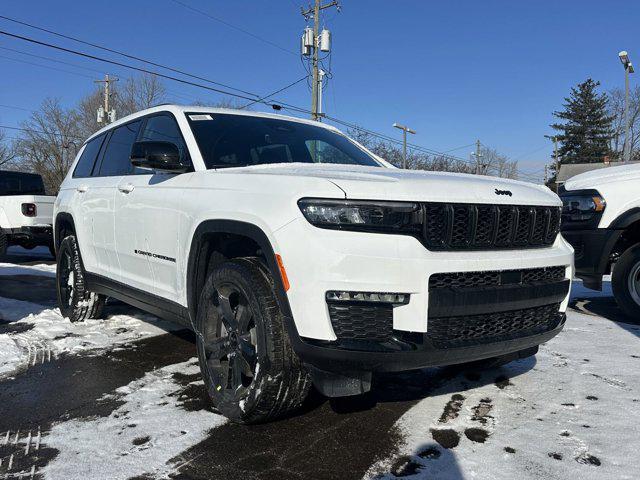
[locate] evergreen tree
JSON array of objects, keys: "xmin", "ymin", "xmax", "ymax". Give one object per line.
[{"xmin": 551, "ymin": 78, "xmax": 614, "ymax": 164}]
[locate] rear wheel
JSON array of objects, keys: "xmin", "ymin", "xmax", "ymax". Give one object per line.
[
  {"xmin": 612, "ymin": 243, "xmax": 640, "ymax": 319},
  {"xmin": 56, "ymin": 235, "xmax": 105, "ymax": 322},
  {"xmin": 195, "ymin": 257, "xmax": 310, "ymax": 423}
]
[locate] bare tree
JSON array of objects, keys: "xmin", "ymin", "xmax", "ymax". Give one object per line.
[
  {"xmin": 119, "ymin": 74, "xmax": 166, "ymax": 116},
  {"xmin": 0, "ymin": 130, "xmax": 17, "ymax": 169},
  {"xmin": 14, "ymin": 98, "xmax": 81, "ymax": 193},
  {"xmin": 76, "ymin": 73, "xmax": 168, "ymax": 138},
  {"xmin": 480, "ymin": 146, "xmax": 519, "ymax": 179},
  {"xmin": 608, "ymin": 86, "xmax": 640, "ymax": 160}
]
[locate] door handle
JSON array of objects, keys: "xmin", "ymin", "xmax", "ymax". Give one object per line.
[
  {"xmin": 118, "ymin": 183, "xmax": 135, "ymax": 194},
  {"xmin": 76, "ymin": 185, "xmax": 88, "ymax": 193}
]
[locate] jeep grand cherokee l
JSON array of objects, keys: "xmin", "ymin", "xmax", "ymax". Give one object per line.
[{"xmin": 53, "ymin": 105, "xmax": 573, "ymax": 423}]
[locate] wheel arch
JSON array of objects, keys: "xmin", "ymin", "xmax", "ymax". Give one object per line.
[
  {"xmin": 54, "ymin": 212, "xmax": 76, "ymax": 250},
  {"xmin": 186, "ymin": 219, "xmax": 293, "ymax": 326}
]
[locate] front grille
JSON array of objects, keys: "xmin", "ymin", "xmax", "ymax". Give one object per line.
[
  {"xmin": 328, "ymin": 302, "xmax": 393, "ymax": 341},
  {"xmin": 429, "ymin": 266, "xmax": 566, "ymax": 290},
  {"xmin": 422, "ymin": 203, "xmax": 561, "ymax": 251},
  {"xmin": 427, "ymin": 303, "xmax": 563, "ymax": 348}
]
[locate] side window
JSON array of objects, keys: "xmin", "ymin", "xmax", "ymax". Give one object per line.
[
  {"xmin": 73, "ymin": 134, "xmax": 105, "ymax": 178},
  {"xmin": 97, "ymin": 120, "xmax": 142, "ymax": 176},
  {"xmin": 139, "ymin": 114, "xmax": 189, "ymax": 167}
]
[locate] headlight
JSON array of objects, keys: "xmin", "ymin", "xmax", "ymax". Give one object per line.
[
  {"xmin": 561, "ymin": 192, "xmax": 605, "ymax": 222},
  {"xmin": 298, "ymin": 198, "xmax": 423, "ymax": 234}
]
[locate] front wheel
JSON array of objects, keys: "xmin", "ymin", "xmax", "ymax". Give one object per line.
[
  {"xmin": 195, "ymin": 257, "xmax": 310, "ymax": 423},
  {"xmin": 56, "ymin": 235, "xmax": 105, "ymax": 322},
  {"xmin": 612, "ymin": 244, "xmax": 640, "ymax": 319}
]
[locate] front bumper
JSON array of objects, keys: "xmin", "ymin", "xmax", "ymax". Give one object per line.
[{"xmin": 274, "ymin": 218, "xmax": 573, "ymax": 372}]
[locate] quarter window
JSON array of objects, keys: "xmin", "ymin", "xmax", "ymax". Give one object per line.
[
  {"xmin": 97, "ymin": 120, "xmax": 142, "ymax": 176},
  {"xmin": 73, "ymin": 133, "xmax": 105, "ymax": 178}
]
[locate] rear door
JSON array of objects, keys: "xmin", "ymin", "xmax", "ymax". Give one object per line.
[
  {"xmin": 64, "ymin": 133, "xmax": 108, "ymax": 274},
  {"xmin": 114, "ymin": 113, "xmax": 192, "ymax": 301}
]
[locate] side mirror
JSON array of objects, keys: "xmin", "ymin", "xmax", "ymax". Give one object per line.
[{"xmin": 130, "ymin": 141, "xmax": 188, "ymax": 172}]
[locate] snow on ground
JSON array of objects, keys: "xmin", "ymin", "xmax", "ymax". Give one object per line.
[
  {"xmin": 0, "ymin": 296, "xmax": 181, "ymax": 379},
  {"xmin": 0, "ymin": 262, "xmax": 56, "ymax": 277},
  {"xmin": 43, "ymin": 359, "xmax": 226, "ymax": 480},
  {"xmin": 367, "ymin": 284, "xmax": 640, "ymax": 480}
]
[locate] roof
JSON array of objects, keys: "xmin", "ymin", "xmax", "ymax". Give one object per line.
[
  {"xmin": 556, "ymin": 161, "xmax": 640, "ymax": 183},
  {"xmin": 86, "ymin": 104, "xmax": 342, "ymax": 144}
]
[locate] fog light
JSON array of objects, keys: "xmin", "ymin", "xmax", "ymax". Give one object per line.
[{"xmin": 326, "ymin": 291, "xmax": 409, "ymax": 305}]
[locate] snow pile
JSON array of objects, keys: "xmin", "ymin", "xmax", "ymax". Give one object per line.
[
  {"xmin": 43, "ymin": 359, "xmax": 226, "ymax": 480},
  {"xmin": 0, "ymin": 296, "xmax": 180, "ymax": 379},
  {"xmin": 367, "ymin": 305, "xmax": 640, "ymax": 480}
]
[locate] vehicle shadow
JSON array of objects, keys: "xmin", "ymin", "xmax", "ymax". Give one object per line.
[
  {"xmin": 3, "ymin": 246, "xmax": 54, "ymax": 265},
  {"xmin": 571, "ymin": 280, "xmax": 640, "ymax": 338}
]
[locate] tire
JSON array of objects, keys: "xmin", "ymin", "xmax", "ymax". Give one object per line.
[
  {"xmin": 612, "ymin": 243, "xmax": 640, "ymax": 319},
  {"xmin": 56, "ymin": 235, "xmax": 105, "ymax": 322},
  {"xmin": 0, "ymin": 229, "xmax": 7, "ymax": 260},
  {"xmin": 195, "ymin": 257, "xmax": 311, "ymax": 423}
]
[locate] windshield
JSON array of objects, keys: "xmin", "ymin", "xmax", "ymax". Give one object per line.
[
  {"xmin": 186, "ymin": 112, "xmax": 382, "ymax": 169},
  {"xmin": 0, "ymin": 171, "xmax": 46, "ymax": 196}
]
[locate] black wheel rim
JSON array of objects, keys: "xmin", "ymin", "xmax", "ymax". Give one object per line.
[
  {"xmin": 203, "ymin": 283, "xmax": 258, "ymax": 397},
  {"xmin": 58, "ymin": 250, "xmax": 74, "ymax": 307}
]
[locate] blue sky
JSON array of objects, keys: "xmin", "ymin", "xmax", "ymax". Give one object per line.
[{"xmin": 0, "ymin": 0, "xmax": 638, "ymax": 180}]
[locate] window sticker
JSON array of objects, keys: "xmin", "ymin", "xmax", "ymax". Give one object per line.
[{"xmin": 189, "ymin": 114, "xmax": 213, "ymax": 121}]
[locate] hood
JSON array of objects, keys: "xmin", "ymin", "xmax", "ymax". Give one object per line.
[
  {"xmin": 564, "ymin": 163, "xmax": 640, "ymax": 191},
  {"xmin": 222, "ymin": 163, "xmax": 560, "ymax": 206}
]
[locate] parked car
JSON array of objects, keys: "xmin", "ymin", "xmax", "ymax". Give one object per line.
[
  {"xmin": 560, "ymin": 163, "xmax": 640, "ymax": 317},
  {"xmin": 0, "ymin": 170, "xmax": 55, "ymax": 259},
  {"xmin": 53, "ymin": 105, "xmax": 573, "ymax": 423}
]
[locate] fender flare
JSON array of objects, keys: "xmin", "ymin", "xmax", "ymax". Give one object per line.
[
  {"xmin": 54, "ymin": 212, "xmax": 76, "ymax": 249},
  {"xmin": 609, "ymin": 207, "xmax": 640, "ymax": 230},
  {"xmin": 185, "ymin": 219, "xmax": 294, "ymax": 325}
]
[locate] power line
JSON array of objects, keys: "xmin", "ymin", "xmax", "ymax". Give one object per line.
[
  {"xmin": 0, "ymin": 25, "xmax": 540, "ymax": 181},
  {"xmin": 0, "ymin": 45, "xmax": 105, "ymax": 74},
  {"xmin": 167, "ymin": 0, "xmax": 297, "ymax": 56},
  {"xmin": 0, "ymin": 14, "xmax": 261, "ymax": 98},
  {"xmin": 239, "ymin": 75, "xmax": 308, "ymax": 109},
  {"xmin": 0, "ymin": 53, "xmax": 94, "ymax": 79}
]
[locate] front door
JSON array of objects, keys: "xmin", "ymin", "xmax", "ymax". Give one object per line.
[{"xmin": 114, "ymin": 113, "xmax": 192, "ymax": 301}]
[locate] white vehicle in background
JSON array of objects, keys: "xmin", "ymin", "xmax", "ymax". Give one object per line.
[
  {"xmin": 53, "ymin": 105, "xmax": 573, "ymax": 423},
  {"xmin": 0, "ymin": 170, "xmax": 55, "ymax": 259},
  {"xmin": 560, "ymin": 163, "xmax": 640, "ymax": 317}
]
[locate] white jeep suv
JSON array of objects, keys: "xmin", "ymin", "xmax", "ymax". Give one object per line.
[{"xmin": 54, "ymin": 105, "xmax": 573, "ymax": 423}]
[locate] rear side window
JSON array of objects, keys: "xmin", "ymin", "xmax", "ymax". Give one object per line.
[
  {"xmin": 73, "ymin": 134, "xmax": 105, "ymax": 178},
  {"xmin": 97, "ymin": 120, "xmax": 142, "ymax": 176}
]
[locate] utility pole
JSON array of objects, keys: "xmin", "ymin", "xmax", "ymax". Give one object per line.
[
  {"xmin": 393, "ymin": 123, "xmax": 416, "ymax": 169},
  {"xmin": 301, "ymin": 0, "xmax": 339, "ymax": 121},
  {"xmin": 619, "ymin": 51, "xmax": 634, "ymax": 163},
  {"xmin": 95, "ymin": 74, "xmax": 118, "ymax": 125},
  {"xmin": 472, "ymin": 139, "xmax": 484, "ymax": 174}
]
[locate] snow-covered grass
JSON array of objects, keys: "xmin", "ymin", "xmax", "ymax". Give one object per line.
[
  {"xmin": 367, "ymin": 284, "xmax": 640, "ymax": 480},
  {"xmin": 0, "ymin": 296, "xmax": 181, "ymax": 379},
  {"xmin": 43, "ymin": 359, "xmax": 226, "ymax": 480}
]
